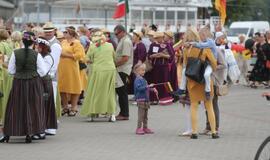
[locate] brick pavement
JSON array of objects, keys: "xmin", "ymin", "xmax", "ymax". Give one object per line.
[{"xmin": 0, "ymin": 86, "xmax": 269, "ymax": 160}]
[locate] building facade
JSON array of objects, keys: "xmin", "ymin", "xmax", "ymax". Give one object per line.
[{"xmin": 12, "ymin": 0, "xmax": 214, "ymax": 31}]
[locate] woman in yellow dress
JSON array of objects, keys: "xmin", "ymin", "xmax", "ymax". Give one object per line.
[{"xmin": 58, "ymin": 27, "xmax": 84, "ymax": 116}]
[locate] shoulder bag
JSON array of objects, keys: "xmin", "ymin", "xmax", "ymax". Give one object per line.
[{"xmin": 185, "ymin": 48, "xmax": 207, "ymax": 84}]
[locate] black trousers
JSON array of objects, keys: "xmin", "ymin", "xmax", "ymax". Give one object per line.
[
  {"xmin": 206, "ymin": 86, "xmax": 220, "ymax": 130},
  {"xmin": 116, "ymin": 72, "xmax": 129, "ymax": 117}
]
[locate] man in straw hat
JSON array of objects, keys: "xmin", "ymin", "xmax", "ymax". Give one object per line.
[
  {"xmin": 43, "ymin": 22, "xmax": 62, "ymax": 136},
  {"xmin": 114, "ymin": 25, "xmax": 134, "ymax": 120}
]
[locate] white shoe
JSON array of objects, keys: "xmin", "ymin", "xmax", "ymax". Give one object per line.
[
  {"xmin": 109, "ymin": 115, "xmax": 116, "ymax": 122},
  {"xmin": 179, "ymin": 131, "xmax": 192, "ymax": 136},
  {"xmin": 45, "ymin": 129, "xmax": 57, "ymax": 135},
  {"xmin": 86, "ymin": 116, "xmax": 94, "ymax": 122}
]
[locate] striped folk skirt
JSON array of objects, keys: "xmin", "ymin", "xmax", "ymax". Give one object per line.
[
  {"xmin": 3, "ymin": 77, "xmax": 46, "ymax": 136},
  {"xmin": 42, "ymin": 78, "xmax": 58, "ymax": 130}
]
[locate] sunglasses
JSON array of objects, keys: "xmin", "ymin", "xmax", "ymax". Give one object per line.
[
  {"xmin": 63, "ymin": 31, "xmax": 68, "ymax": 34},
  {"xmin": 114, "ymin": 31, "xmax": 122, "ymax": 36}
]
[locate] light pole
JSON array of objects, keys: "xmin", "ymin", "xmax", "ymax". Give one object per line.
[{"xmin": 37, "ymin": 0, "xmax": 40, "ymax": 25}]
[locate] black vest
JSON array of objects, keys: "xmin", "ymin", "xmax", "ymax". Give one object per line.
[{"xmin": 14, "ymin": 48, "xmax": 39, "ymax": 79}]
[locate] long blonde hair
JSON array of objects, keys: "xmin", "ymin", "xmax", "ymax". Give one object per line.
[{"xmin": 183, "ymin": 27, "xmax": 200, "ymax": 42}]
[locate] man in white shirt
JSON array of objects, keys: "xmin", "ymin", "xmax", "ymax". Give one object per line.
[
  {"xmin": 114, "ymin": 25, "xmax": 133, "ymax": 120},
  {"xmin": 43, "ymin": 22, "xmax": 62, "ymax": 135}
]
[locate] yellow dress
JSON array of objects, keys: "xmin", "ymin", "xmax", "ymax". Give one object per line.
[
  {"xmin": 79, "ymin": 56, "xmax": 88, "ymax": 91},
  {"xmin": 58, "ymin": 39, "xmax": 84, "ymax": 94}
]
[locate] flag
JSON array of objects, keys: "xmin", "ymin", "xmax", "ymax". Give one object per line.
[
  {"xmin": 112, "ymin": 0, "xmax": 129, "ymax": 19},
  {"xmin": 215, "ymin": 0, "xmax": 226, "ymax": 26}
]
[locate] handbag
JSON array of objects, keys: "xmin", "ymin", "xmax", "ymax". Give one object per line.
[
  {"xmin": 79, "ymin": 61, "xmax": 87, "ymax": 70},
  {"xmin": 216, "ymin": 84, "xmax": 229, "ymax": 96},
  {"xmin": 185, "ymin": 49, "xmax": 207, "ymax": 84},
  {"xmin": 266, "ymin": 60, "xmax": 270, "ymax": 69}
]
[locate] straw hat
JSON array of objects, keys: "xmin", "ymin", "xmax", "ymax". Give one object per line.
[
  {"xmin": 164, "ymin": 31, "xmax": 174, "ymax": 38},
  {"xmin": 146, "ymin": 30, "xmax": 155, "ymax": 36},
  {"xmin": 101, "ymin": 28, "xmax": 110, "ymax": 33},
  {"xmin": 56, "ymin": 30, "xmax": 64, "ymax": 39},
  {"xmin": 91, "ymin": 31, "xmax": 106, "ymax": 43},
  {"xmin": 43, "ymin": 22, "xmax": 56, "ymax": 32},
  {"xmin": 154, "ymin": 32, "xmax": 164, "ymax": 38},
  {"xmin": 133, "ymin": 31, "xmax": 143, "ymax": 38}
]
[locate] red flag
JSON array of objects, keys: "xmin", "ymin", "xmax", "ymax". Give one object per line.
[{"xmin": 113, "ymin": 0, "xmax": 129, "ymax": 19}]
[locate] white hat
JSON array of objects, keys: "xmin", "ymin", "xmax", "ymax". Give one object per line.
[{"xmin": 215, "ymin": 32, "xmax": 224, "ymax": 40}]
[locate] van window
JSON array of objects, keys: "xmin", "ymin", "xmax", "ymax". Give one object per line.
[
  {"xmin": 228, "ymin": 28, "xmax": 249, "ymax": 36},
  {"xmin": 248, "ymin": 28, "xmax": 254, "ymax": 37}
]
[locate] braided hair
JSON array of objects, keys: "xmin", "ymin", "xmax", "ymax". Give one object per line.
[{"xmin": 22, "ymin": 32, "xmax": 35, "ymax": 69}]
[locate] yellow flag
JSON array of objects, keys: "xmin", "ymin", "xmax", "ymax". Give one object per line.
[{"xmin": 215, "ymin": 0, "xmax": 227, "ymax": 26}]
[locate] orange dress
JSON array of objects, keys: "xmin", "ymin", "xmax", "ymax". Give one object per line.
[{"xmin": 58, "ymin": 39, "xmax": 84, "ymax": 94}]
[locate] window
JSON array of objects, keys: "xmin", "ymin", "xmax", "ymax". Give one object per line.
[
  {"xmin": 167, "ymin": 11, "xmax": 174, "ymax": 20},
  {"xmin": 178, "ymin": 11, "xmax": 185, "ymax": 19},
  {"xmin": 228, "ymin": 28, "xmax": 249, "ymax": 36},
  {"xmin": 156, "ymin": 11, "xmax": 164, "ymax": 19}
]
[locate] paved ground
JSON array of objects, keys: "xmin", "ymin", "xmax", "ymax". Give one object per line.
[{"xmin": 0, "ymin": 85, "xmax": 270, "ymax": 160}]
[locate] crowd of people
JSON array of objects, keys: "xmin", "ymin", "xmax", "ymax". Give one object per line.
[{"xmin": 0, "ymin": 21, "xmax": 269, "ymax": 143}]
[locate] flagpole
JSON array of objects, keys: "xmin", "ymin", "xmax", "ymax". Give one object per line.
[{"xmin": 125, "ymin": 2, "xmax": 128, "ymax": 32}]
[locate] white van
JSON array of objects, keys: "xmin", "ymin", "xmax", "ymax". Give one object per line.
[{"xmin": 227, "ymin": 21, "xmax": 270, "ymax": 43}]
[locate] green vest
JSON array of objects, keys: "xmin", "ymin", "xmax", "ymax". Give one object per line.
[{"xmin": 14, "ymin": 49, "xmax": 39, "ymax": 79}]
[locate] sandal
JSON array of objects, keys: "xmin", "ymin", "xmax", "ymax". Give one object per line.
[
  {"xmin": 61, "ymin": 108, "xmax": 70, "ymax": 116},
  {"xmin": 68, "ymin": 110, "xmax": 78, "ymax": 117}
]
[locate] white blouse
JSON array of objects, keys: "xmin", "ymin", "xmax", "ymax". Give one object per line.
[
  {"xmin": 8, "ymin": 52, "xmax": 49, "ymax": 77},
  {"xmin": 48, "ymin": 36, "xmax": 62, "ymax": 79}
]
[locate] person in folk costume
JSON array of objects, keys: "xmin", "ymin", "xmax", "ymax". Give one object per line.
[
  {"xmin": 11, "ymin": 31, "xmax": 23, "ymax": 50},
  {"xmin": 80, "ymin": 31, "xmax": 117, "ymax": 122},
  {"xmin": 181, "ymin": 27, "xmax": 219, "ymax": 139},
  {"xmin": 0, "ymin": 32, "xmax": 48, "ymax": 143},
  {"xmin": 147, "ymin": 32, "xmax": 172, "ymax": 104},
  {"xmin": 0, "ymin": 29, "xmax": 13, "ymax": 125},
  {"xmin": 58, "ymin": 26, "xmax": 84, "ymax": 117},
  {"xmin": 141, "ymin": 28, "xmax": 154, "ymax": 53},
  {"xmin": 77, "ymin": 26, "xmax": 89, "ymax": 105},
  {"xmin": 173, "ymin": 33, "xmax": 185, "ymax": 86},
  {"xmin": 43, "ymin": 22, "xmax": 62, "ymax": 135},
  {"xmin": 31, "ymin": 37, "xmax": 58, "ymax": 140},
  {"xmin": 164, "ymin": 31, "xmax": 178, "ymax": 92},
  {"xmin": 128, "ymin": 31, "xmax": 147, "ymax": 95}
]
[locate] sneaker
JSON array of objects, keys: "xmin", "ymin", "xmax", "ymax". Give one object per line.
[
  {"xmin": 136, "ymin": 128, "xmax": 145, "ymax": 135},
  {"xmin": 45, "ymin": 129, "xmax": 56, "ymax": 136},
  {"xmin": 143, "ymin": 128, "xmax": 154, "ymax": 134},
  {"xmin": 205, "ymin": 92, "xmax": 211, "ymax": 100}
]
